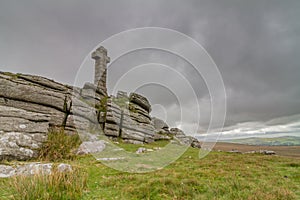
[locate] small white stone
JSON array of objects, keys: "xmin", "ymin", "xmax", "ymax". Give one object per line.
[
  {"xmin": 146, "ymin": 148, "xmax": 154, "ymax": 152},
  {"xmin": 19, "ymin": 124, "xmax": 26, "ymax": 129},
  {"xmin": 57, "ymin": 164, "xmax": 72, "ymax": 172}
]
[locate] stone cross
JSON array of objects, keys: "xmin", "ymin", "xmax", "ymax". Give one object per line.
[{"xmin": 91, "ymin": 46, "xmax": 110, "ymax": 95}]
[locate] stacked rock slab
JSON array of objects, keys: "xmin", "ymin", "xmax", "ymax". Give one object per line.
[
  {"xmin": 104, "ymin": 91, "xmax": 155, "ymax": 143},
  {"xmin": 0, "ymin": 72, "xmax": 104, "ymax": 160}
]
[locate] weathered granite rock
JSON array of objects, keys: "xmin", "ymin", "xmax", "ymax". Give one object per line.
[
  {"xmin": 92, "ymin": 46, "xmax": 110, "ymax": 96},
  {"xmin": 0, "ymin": 68, "xmax": 201, "ymax": 161},
  {"xmin": 151, "ymin": 117, "xmax": 172, "ymax": 141},
  {"xmin": 191, "ymin": 139, "xmax": 202, "ymax": 148},
  {"xmin": 152, "ymin": 117, "xmax": 169, "ymax": 130},
  {"xmin": 104, "ymin": 92, "xmax": 156, "ymax": 143},
  {"xmin": 154, "ymin": 134, "xmax": 171, "ymax": 141},
  {"xmin": 0, "ymin": 71, "xmax": 104, "ymax": 160},
  {"xmin": 129, "ymin": 93, "xmax": 151, "ymax": 113},
  {"xmin": 0, "ymin": 163, "xmax": 72, "ymax": 178},
  {"xmin": 0, "ymin": 165, "xmax": 15, "ymax": 178},
  {"xmin": 0, "ymin": 74, "xmax": 68, "ymax": 112},
  {"xmin": 169, "ymin": 128, "xmax": 201, "ymax": 148}
]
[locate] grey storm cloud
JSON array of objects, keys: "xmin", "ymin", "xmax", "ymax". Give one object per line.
[{"xmin": 0, "ymin": 0, "xmax": 300, "ymax": 136}]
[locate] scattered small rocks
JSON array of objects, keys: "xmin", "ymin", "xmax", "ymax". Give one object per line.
[
  {"xmin": 135, "ymin": 147, "xmax": 159, "ymax": 154},
  {"xmin": 227, "ymin": 149, "xmax": 242, "ymax": 154},
  {"xmin": 258, "ymin": 150, "xmax": 276, "ymax": 155},
  {"xmin": 227, "ymin": 149, "xmax": 276, "ymax": 155}
]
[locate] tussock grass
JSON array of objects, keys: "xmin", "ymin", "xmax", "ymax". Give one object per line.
[
  {"xmin": 8, "ymin": 166, "xmax": 87, "ymax": 200},
  {"xmin": 38, "ymin": 129, "xmax": 81, "ymax": 161}
]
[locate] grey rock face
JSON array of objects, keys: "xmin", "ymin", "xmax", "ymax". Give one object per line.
[
  {"xmin": 0, "ymin": 71, "xmax": 104, "ymax": 160},
  {"xmin": 152, "ymin": 117, "xmax": 169, "ymax": 130},
  {"xmin": 129, "ymin": 93, "xmax": 151, "ymax": 113},
  {"xmin": 170, "ymin": 128, "xmax": 201, "ymax": 148},
  {"xmin": 92, "ymin": 46, "xmax": 110, "ymax": 96},
  {"xmin": 104, "ymin": 92, "xmax": 155, "ymax": 143}
]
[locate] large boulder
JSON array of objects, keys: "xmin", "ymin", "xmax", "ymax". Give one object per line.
[
  {"xmin": 152, "ymin": 117, "xmax": 169, "ymax": 130},
  {"xmin": 129, "ymin": 93, "xmax": 151, "ymax": 113}
]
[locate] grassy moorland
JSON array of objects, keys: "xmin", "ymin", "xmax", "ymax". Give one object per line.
[
  {"xmin": 214, "ymin": 142, "xmax": 300, "ymax": 158},
  {"xmin": 0, "ymin": 141, "xmax": 299, "ymax": 200},
  {"xmin": 224, "ymin": 136, "xmax": 300, "ymax": 146}
]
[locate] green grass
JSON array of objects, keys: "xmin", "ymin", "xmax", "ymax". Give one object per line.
[
  {"xmin": 1, "ymin": 165, "xmax": 87, "ymax": 200},
  {"xmin": 1, "ymin": 142, "xmax": 299, "ymax": 200}
]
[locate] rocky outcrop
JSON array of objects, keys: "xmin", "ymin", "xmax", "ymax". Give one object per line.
[
  {"xmin": 0, "ymin": 72, "xmax": 103, "ymax": 160},
  {"xmin": 104, "ymin": 91, "xmax": 155, "ymax": 143},
  {"xmin": 151, "ymin": 117, "xmax": 201, "ymax": 147},
  {"xmin": 169, "ymin": 128, "xmax": 201, "ymax": 148},
  {"xmin": 152, "ymin": 117, "xmax": 171, "ymax": 140},
  {"xmin": 0, "ymin": 70, "xmax": 201, "ymax": 161}
]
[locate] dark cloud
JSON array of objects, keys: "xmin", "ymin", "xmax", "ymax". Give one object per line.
[{"xmin": 1, "ymin": 0, "xmax": 299, "ymax": 136}]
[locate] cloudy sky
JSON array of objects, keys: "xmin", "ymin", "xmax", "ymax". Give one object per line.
[{"xmin": 1, "ymin": 0, "xmax": 300, "ymax": 139}]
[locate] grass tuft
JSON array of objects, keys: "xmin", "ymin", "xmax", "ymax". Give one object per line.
[
  {"xmin": 8, "ymin": 166, "xmax": 87, "ymax": 200},
  {"xmin": 38, "ymin": 129, "xmax": 81, "ymax": 161}
]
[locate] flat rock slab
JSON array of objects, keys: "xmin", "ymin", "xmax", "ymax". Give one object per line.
[{"xmin": 0, "ymin": 163, "xmax": 72, "ymax": 178}]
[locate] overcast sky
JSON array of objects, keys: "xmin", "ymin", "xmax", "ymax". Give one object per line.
[{"xmin": 1, "ymin": 0, "xmax": 300, "ymax": 139}]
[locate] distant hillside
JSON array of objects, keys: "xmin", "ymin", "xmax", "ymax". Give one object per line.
[{"xmin": 224, "ymin": 136, "xmax": 300, "ymax": 146}]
